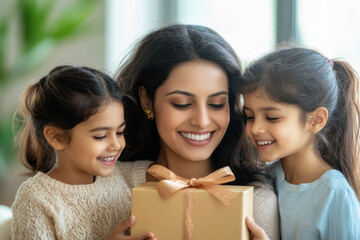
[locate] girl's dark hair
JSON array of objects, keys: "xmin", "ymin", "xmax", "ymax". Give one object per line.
[
  {"xmin": 241, "ymin": 47, "xmax": 360, "ymax": 198},
  {"xmin": 116, "ymin": 24, "xmax": 266, "ymax": 185},
  {"xmin": 15, "ymin": 65, "xmax": 123, "ymax": 173}
]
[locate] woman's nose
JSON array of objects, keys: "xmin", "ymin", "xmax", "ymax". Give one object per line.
[{"xmin": 190, "ymin": 106, "xmax": 211, "ymax": 129}]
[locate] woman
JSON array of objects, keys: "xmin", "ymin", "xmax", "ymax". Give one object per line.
[{"xmin": 116, "ymin": 24, "xmax": 280, "ymax": 239}]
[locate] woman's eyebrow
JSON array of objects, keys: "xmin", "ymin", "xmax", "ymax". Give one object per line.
[
  {"xmin": 165, "ymin": 90, "xmax": 228, "ymax": 97},
  {"xmin": 208, "ymin": 91, "xmax": 228, "ymax": 98},
  {"xmin": 165, "ymin": 90, "xmax": 194, "ymax": 97}
]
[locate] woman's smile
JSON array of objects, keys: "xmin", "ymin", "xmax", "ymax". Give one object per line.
[
  {"xmin": 179, "ymin": 131, "xmax": 214, "ymax": 146},
  {"xmin": 150, "ymin": 60, "xmax": 229, "ymax": 163}
]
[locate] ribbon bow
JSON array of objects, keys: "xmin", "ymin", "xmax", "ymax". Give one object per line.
[{"xmin": 147, "ymin": 164, "xmax": 238, "ymax": 206}]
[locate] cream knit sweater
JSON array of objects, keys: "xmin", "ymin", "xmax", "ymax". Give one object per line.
[{"xmin": 11, "ymin": 160, "xmax": 153, "ymax": 240}]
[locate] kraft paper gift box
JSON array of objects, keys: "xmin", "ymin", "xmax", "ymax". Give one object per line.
[{"xmin": 131, "ymin": 176, "xmax": 253, "ymax": 240}]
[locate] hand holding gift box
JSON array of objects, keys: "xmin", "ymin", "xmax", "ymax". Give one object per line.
[{"xmin": 131, "ymin": 164, "xmax": 253, "ymax": 240}]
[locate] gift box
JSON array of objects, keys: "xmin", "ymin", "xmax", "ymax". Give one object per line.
[{"xmin": 131, "ymin": 173, "xmax": 253, "ymax": 240}]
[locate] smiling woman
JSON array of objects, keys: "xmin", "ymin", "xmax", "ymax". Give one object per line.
[
  {"xmin": 116, "ymin": 24, "xmax": 280, "ymax": 239},
  {"xmin": 139, "ymin": 60, "xmax": 230, "ymax": 178}
]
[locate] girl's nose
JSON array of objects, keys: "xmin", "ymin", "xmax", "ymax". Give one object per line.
[
  {"xmin": 108, "ymin": 134, "xmax": 122, "ymax": 151},
  {"xmin": 250, "ymin": 119, "xmax": 265, "ymax": 135}
]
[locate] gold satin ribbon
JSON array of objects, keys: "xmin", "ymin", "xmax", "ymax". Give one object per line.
[
  {"xmin": 147, "ymin": 164, "xmax": 238, "ymax": 206},
  {"xmin": 146, "ymin": 164, "xmax": 239, "ymax": 240}
]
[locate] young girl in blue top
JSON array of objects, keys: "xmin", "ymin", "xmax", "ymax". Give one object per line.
[{"xmin": 242, "ymin": 47, "xmax": 360, "ymax": 239}]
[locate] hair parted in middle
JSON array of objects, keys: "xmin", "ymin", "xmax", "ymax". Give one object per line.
[{"xmin": 116, "ymin": 24, "xmax": 266, "ymax": 185}]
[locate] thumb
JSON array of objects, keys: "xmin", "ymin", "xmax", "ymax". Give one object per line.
[
  {"xmin": 114, "ymin": 215, "xmax": 136, "ymax": 234},
  {"xmin": 245, "ymin": 216, "xmax": 269, "ymax": 240}
]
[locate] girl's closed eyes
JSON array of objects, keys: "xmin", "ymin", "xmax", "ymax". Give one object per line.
[
  {"xmin": 244, "ymin": 112, "xmax": 280, "ymax": 122},
  {"xmin": 93, "ymin": 130, "xmax": 124, "ymax": 140}
]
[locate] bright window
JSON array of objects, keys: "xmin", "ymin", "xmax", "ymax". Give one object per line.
[
  {"xmin": 105, "ymin": 0, "xmax": 276, "ymax": 74},
  {"xmin": 296, "ymin": 0, "xmax": 360, "ymax": 73},
  {"xmin": 176, "ymin": 0, "xmax": 276, "ymax": 66}
]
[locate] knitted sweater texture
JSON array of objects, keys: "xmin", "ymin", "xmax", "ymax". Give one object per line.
[{"xmin": 11, "ymin": 160, "xmax": 153, "ymax": 240}]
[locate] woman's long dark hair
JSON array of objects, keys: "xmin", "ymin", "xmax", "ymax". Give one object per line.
[
  {"xmin": 116, "ymin": 24, "xmax": 267, "ymax": 185},
  {"xmin": 14, "ymin": 65, "xmax": 122, "ymax": 173},
  {"xmin": 241, "ymin": 47, "xmax": 360, "ymax": 198}
]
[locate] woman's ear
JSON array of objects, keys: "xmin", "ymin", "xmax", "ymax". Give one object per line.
[
  {"xmin": 43, "ymin": 126, "xmax": 66, "ymax": 150},
  {"xmin": 308, "ymin": 107, "xmax": 328, "ymax": 134},
  {"xmin": 138, "ymin": 86, "xmax": 154, "ymax": 120}
]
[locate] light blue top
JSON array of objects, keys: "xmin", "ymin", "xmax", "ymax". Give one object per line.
[{"xmin": 269, "ymin": 160, "xmax": 360, "ymax": 240}]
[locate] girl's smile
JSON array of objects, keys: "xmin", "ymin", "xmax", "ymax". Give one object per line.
[
  {"xmin": 49, "ymin": 101, "xmax": 126, "ymax": 184},
  {"xmin": 96, "ymin": 154, "xmax": 118, "ymax": 166},
  {"xmin": 255, "ymin": 139, "xmax": 276, "ymax": 150},
  {"xmin": 243, "ymin": 89, "xmax": 312, "ymax": 163}
]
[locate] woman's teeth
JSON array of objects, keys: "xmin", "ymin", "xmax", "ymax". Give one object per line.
[
  {"xmin": 257, "ymin": 140, "xmax": 274, "ymax": 146},
  {"xmin": 96, "ymin": 156, "xmax": 115, "ymax": 162},
  {"xmin": 180, "ymin": 132, "xmax": 211, "ymax": 141}
]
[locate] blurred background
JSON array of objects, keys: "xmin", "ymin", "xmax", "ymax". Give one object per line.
[{"xmin": 1, "ymin": 0, "xmax": 359, "ymax": 207}]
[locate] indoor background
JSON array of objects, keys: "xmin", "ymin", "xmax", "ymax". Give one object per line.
[{"xmin": 1, "ymin": 0, "xmax": 359, "ymax": 207}]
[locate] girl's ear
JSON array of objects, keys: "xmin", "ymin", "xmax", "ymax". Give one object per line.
[
  {"xmin": 308, "ymin": 107, "xmax": 329, "ymax": 133},
  {"xmin": 43, "ymin": 126, "xmax": 66, "ymax": 150},
  {"xmin": 138, "ymin": 86, "xmax": 154, "ymax": 119}
]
